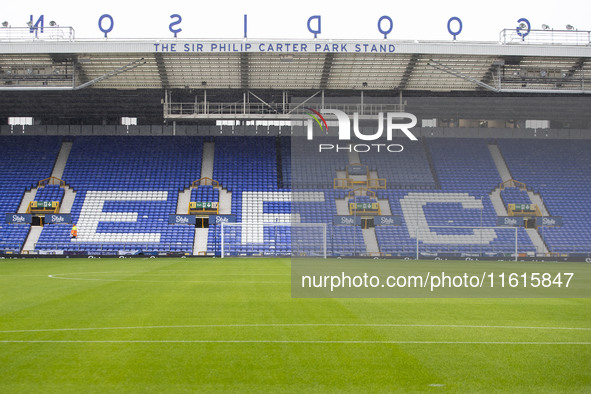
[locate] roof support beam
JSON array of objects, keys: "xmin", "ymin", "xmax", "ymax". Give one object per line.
[
  {"xmin": 319, "ymin": 53, "xmax": 334, "ymax": 89},
  {"xmin": 427, "ymin": 59, "xmax": 499, "ymax": 92},
  {"xmin": 153, "ymin": 53, "xmax": 169, "ymax": 88},
  {"xmin": 73, "ymin": 57, "xmax": 90, "ymax": 86},
  {"xmin": 240, "ymin": 53, "xmax": 249, "ymax": 90},
  {"xmin": 287, "ymin": 90, "xmax": 321, "ymax": 114},
  {"xmin": 428, "ymin": 59, "xmax": 591, "ymax": 94},
  {"xmin": 248, "ymin": 90, "xmax": 278, "ymax": 114},
  {"xmin": 397, "ymin": 54, "xmax": 419, "ymax": 90},
  {"xmin": 0, "ymin": 58, "xmax": 146, "ymax": 91}
]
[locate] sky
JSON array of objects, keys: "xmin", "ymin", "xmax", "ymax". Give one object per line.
[{"xmin": 1, "ymin": 0, "xmax": 588, "ymax": 41}]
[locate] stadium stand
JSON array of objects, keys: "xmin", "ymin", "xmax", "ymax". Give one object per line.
[
  {"xmin": 191, "ymin": 186, "xmax": 219, "ymax": 204},
  {"xmin": 375, "ymin": 138, "xmax": 536, "ymax": 256},
  {"xmin": 500, "ymin": 187, "xmax": 532, "ymax": 206},
  {"xmin": 0, "ymin": 133, "xmax": 581, "ymax": 258},
  {"xmin": 206, "ymin": 137, "xmax": 364, "ymax": 256},
  {"xmin": 357, "ymin": 138, "xmax": 437, "ymax": 189},
  {"xmin": 498, "ymin": 139, "xmax": 591, "ymax": 254},
  {"xmin": 34, "ymin": 185, "xmax": 65, "ymax": 205},
  {"xmin": 35, "ymin": 136, "xmax": 203, "ymax": 255},
  {"xmin": 0, "ymin": 136, "xmax": 61, "ymax": 253},
  {"xmin": 287, "ymin": 137, "xmax": 350, "ymax": 189}
]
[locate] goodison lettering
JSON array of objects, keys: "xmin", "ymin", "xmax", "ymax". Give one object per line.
[{"xmin": 29, "ymin": 13, "xmax": 539, "ymax": 43}]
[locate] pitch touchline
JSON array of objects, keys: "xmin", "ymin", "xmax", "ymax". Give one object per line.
[
  {"xmin": 0, "ymin": 323, "xmax": 590, "ymax": 334},
  {"xmin": 47, "ymin": 273, "xmax": 287, "ymax": 284},
  {"xmin": 0, "ymin": 340, "xmax": 589, "ymax": 345},
  {"xmin": 48, "ymin": 272, "xmax": 288, "ymax": 277}
]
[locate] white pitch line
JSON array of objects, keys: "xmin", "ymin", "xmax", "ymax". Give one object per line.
[
  {"xmin": 0, "ymin": 323, "xmax": 590, "ymax": 334},
  {"xmin": 0, "ymin": 340, "xmax": 589, "ymax": 345},
  {"xmin": 47, "ymin": 272, "xmax": 288, "ymax": 284},
  {"xmin": 49, "ymin": 272, "xmax": 289, "ymax": 277}
]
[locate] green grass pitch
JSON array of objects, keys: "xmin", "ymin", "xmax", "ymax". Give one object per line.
[{"xmin": 0, "ymin": 257, "xmax": 589, "ymax": 393}]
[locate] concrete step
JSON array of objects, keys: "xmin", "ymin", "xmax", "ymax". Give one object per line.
[
  {"xmin": 489, "ymin": 188, "xmax": 508, "ymax": 216},
  {"xmin": 528, "ymin": 191, "xmax": 549, "ymax": 216},
  {"xmin": 378, "ymin": 199, "xmax": 392, "ymax": 215},
  {"xmin": 52, "ymin": 141, "xmax": 73, "ymax": 179},
  {"xmin": 22, "ymin": 226, "xmax": 43, "ymax": 253},
  {"xmin": 176, "ymin": 188, "xmax": 191, "ymax": 214},
  {"xmin": 194, "ymin": 227, "xmax": 210, "ymax": 255},
  {"xmin": 335, "ymin": 199, "xmax": 349, "ymax": 215},
  {"xmin": 18, "ymin": 188, "xmax": 37, "ymax": 213},
  {"xmin": 362, "ymin": 228, "xmax": 378, "ymax": 255},
  {"xmin": 488, "ymin": 144, "xmax": 512, "ymax": 183},
  {"xmin": 525, "ymin": 227, "xmax": 549, "ymax": 255},
  {"xmin": 201, "ymin": 141, "xmax": 215, "ymax": 179},
  {"xmin": 60, "ymin": 186, "xmax": 76, "ymax": 213},
  {"xmin": 218, "ymin": 188, "xmax": 233, "ymax": 215},
  {"xmin": 348, "ymin": 151, "xmax": 360, "ymax": 165}
]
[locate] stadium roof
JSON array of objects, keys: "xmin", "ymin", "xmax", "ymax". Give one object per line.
[{"xmin": 1, "ymin": 36, "xmax": 591, "ymax": 93}]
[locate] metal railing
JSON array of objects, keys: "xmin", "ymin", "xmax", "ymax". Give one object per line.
[
  {"xmin": 33, "ymin": 243, "xmax": 190, "ymax": 255},
  {"xmin": 0, "ymin": 26, "xmax": 76, "ymax": 42},
  {"xmin": 165, "ymin": 102, "xmax": 405, "ymax": 119},
  {"xmin": 500, "ymin": 28, "xmax": 591, "ymax": 45},
  {"xmin": 545, "ymin": 245, "xmax": 591, "ymax": 256}
]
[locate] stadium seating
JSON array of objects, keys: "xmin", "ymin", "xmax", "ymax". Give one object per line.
[
  {"xmin": 357, "ymin": 138, "xmax": 436, "ymax": 189},
  {"xmin": 34, "ymin": 185, "xmax": 65, "ymax": 205},
  {"xmin": 500, "ymin": 187, "xmax": 531, "ymax": 206},
  {"xmin": 0, "ymin": 133, "xmax": 586, "ymax": 258},
  {"xmin": 35, "ymin": 136, "xmax": 203, "ymax": 255},
  {"xmin": 374, "ymin": 139, "xmax": 535, "ymax": 256},
  {"xmin": 498, "ymin": 139, "xmax": 591, "ymax": 254},
  {"xmin": 0, "ymin": 136, "xmax": 61, "ymax": 253},
  {"xmin": 191, "ymin": 186, "xmax": 219, "ymax": 203},
  {"xmin": 286, "ymin": 137, "xmax": 350, "ymax": 189},
  {"xmin": 205, "ymin": 136, "xmax": 364, "ymax": 256}
]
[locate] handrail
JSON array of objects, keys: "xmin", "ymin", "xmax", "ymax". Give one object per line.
[
  {"xmin": 499, "ymin": 179, "xmax": 527, "ymax": 191},
  {"xmin": 191, "ymin": 177, "xmax": 220, "ymax": 188},
  {"xmin": 37, "ymin": 177, "xmax": 66, "ymax": 188},
  {"xmin": 334, "ymin": 178, "xmax": 387, "ymax": 189}
]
